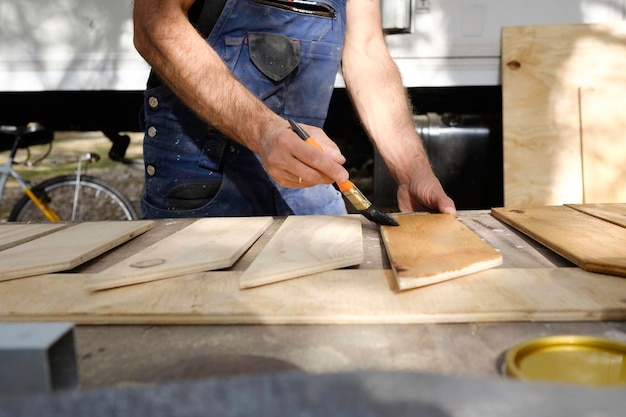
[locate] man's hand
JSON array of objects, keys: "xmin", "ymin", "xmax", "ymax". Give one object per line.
[
  {"xmin": 397, "ymin": 174, "xmax": 457, "ymax": 216},
  {"xmin": 256, "ymin": 122, "xmax": 349, "ymax": 188}
]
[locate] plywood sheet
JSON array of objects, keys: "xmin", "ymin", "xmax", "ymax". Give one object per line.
[
  {"xmin": 0, "ymin": 223, "xmax": 67, "ymax": 251},
  {"xmin": 579, "ymin": 86, "xmax": 626, "ymax": 203},
  {"xmin": 239, "ymin": 215, "xmax": 363, "ymax": 289},
  {"xmin": 380, "ymin": 213, "xmax": 502, "ymax": 290},
  {"xmin": 1, "ymin": 267, "xmax": 625, "ymax": 324},
  {"xmin": 566, "ymin": 203, "xmax": 626, "ymax": 228},
  {"xmin": 502, "ymin": 23, "xmax": 626, "ymax": 206},
  {"xmin": 0, "ymin": 220, "xmax": 154, "ymax": 281},
  {"xmin": 88, "ymin": 217, "xmax": 272, "ymax": 291},
  {"xmin": 492, "ymin": 206, "xmax": 626, "ymax": 277}
]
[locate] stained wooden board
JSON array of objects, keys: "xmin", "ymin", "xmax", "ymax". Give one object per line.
[
  {"xmin": 579, "ymin": 86, "xmax": 626, "ymax": 203},
  {"xmin": 0, "ymin": 223, "xmax": 67, "ymax": 251},
  {"xmin": 87, "ymin": 217, "xmax": 272, "ymax": 291},
  {"xmin": 492, "ymin": 206, "xmax": 626, "ymax": 277},
  {"xmin": 0, "ymin": 220, "xmax": 154, "ymax": 282},
  {"xmin": 566, "ymin": 203, "xmax": 626, "ymax": 228},
  {"xmin": 239, "ymin": 215, "xmax": 363, "ymax": 289},
  {"xmin": 502, "ymin": 22, "xmax": 626, "ymax": 206},
  {"xmin": 380, "ymin": 213, "xmax": 502, "ymax": 291},
  {"xmin": 1, "ymin": 267, "xmax": 625, "ymax": 324}
]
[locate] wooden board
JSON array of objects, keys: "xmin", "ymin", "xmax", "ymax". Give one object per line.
[
  {"xmin": 87, "ymin": 217, "xmax": 272, "ymax": 291},
  {"xmin": 579, "ymin": 86, "xmax": 626, "ymax": 203},
  {"xmin": 0, "ymin": 220, "xmax": 154, "ymax": 281},
  {"xmin": 1, "ymin": 267, "xmax": 625, "ymax": 324},
  {"xmin": 492, "ymin": 206, "xmax": 626, "ymax": 277},
  {"xmin": 0, "ymin": 223, "xmax": 67, "ymax": 251},
  {"xmin": 239, "ymin": 215, "xmax": 363, "ymax": 289},
  {"xmin": 502, "ymin": 22, "xmax": 626, "ymax": 206},
  {"xmin": 566, "ymin": 203, "xmax": 626, "ymax": 228},
  {"xmin": 380, "ymin": 213, "xmax": 502, "ymax": 290}
]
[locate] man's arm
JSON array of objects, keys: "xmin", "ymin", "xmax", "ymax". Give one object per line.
[
  {"xmin": 132, "ymin": 0, "xmax": 348, "ymax": 187},
  {"xmin": 341, "ymin": 0, "xmax": 456, "ymax": 214}
]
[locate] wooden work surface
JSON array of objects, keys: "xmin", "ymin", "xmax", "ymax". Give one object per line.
[
  {"xmin": 2, "ymin": 212, "xmax": 625, "ymax": 325},
  {"xmin": 2, "ymin": 211, "xmax": 620, "ymax": 389}
]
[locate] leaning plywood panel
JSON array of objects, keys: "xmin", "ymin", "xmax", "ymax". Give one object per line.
[
  {"xmin": 239, "ymin": 215, "xmax": 363, "ymax": 289},
  {"xmin": 0, "ymin": 223, "xmax": 67, "ymax": 251},
  {"xmin": 566, "ymin": 203, "xmax": 626, "ymax": 228},
  {"xmin": 502, "ymin": 23, "xmax": 626, "ymax": 206},
  {"xmin": 0, "ymin": 221, "xmax": 154, "ymax": 281},
  {"xmin": 381, "ymin": 213, "xmax": 502, "ymax": 291},
  {"xmin": 492, "ymin": 206, "xmax": 626, "ymax": 277},
  {"xmin": 579, "ymin": 87, "xmax": 626, "ymax": 203},
  {"xmin": 88, "ymin": 217, "xmax": 272, "ymax": 291},
  {"xmin": 2, "ymin": 268, "xmax": 626, "ymax": 324}
]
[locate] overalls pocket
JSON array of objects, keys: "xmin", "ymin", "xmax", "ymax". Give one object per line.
[
  {"xmin": 250, "ymin": 0, "xmax": 336, "ymax": 18},
  {"xmin": 248, "ymin": 32, "xmax": 300, "ymax": 82},
  {"xmin": 283, "ymin": 38, "xmax": 343, "ymax": 121}
]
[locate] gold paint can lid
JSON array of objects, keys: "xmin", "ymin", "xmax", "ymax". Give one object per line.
[{"xmin": 505, "ymin": 335, "xmax": 626, "ymax": 386}]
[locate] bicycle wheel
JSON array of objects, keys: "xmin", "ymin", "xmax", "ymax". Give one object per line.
[{"xmin": 9, "ymin": 175, "xmax": 139, "ymax": 222}]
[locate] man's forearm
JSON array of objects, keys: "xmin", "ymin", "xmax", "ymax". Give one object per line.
[
  {"xmin": 342, "ymin": 42, "xmax": 434, "ymax": 186},
  {"xmin": 133, "ymin": 1, "xmax": 285, "ymax": 153}
]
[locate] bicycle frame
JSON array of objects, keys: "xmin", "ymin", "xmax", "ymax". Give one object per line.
[{"xmin": 0, "ymin": 149, "xmax": 62, "ymax": 221}]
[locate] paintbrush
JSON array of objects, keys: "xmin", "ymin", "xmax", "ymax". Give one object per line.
[{"xmin": 288, "ymin": 119, "xmax": 399, "ymax": 226}]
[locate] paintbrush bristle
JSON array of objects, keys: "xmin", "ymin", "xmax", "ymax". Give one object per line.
[{"xmin": 361, "ymin": 207, "xmax": 399, "ymax": 226}]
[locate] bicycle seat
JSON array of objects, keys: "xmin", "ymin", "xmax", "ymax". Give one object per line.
[{"xmin": 0, "ymin": 122, "xmax": 54, "ymax": 152}]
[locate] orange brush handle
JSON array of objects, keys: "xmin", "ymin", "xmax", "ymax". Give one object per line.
[{"xmin": 304, "ymin": 137, "xmax": 354, "ymax": 192}]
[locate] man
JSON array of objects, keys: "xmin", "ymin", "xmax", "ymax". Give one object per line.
[{"xmin": 133, "ymin": 0, "xmax": 456, "ymax": 218}]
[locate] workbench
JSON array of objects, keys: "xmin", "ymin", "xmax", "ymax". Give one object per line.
[
  {"xmin": 1, "ymin": 210, "xmax": 625, "ymax": 416},
  {"xmin": 38, "ymin": 210, "xmax": 626, "ymax": 385}
]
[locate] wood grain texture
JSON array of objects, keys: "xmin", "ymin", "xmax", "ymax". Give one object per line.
[
  {"xmin": 579, "ymin": 86, "xmax": 626, "ymax": 203},
  {"xmin": 502, "ymin": 23, "xmax": 626, "ymax": 206},
  {"xmin": 0, "ymin": 223, "xmax": 67, "ymax": 251},
  {"xmin": 0, "ymin": 220, "xmax": 154, "ymax": 281},
  {"xmin": 566, "ymin": 203, "xmax": 626, "ymax": 228},
  {"xmin": 239, "ymin": 215, "xmax": 364, "ymax": 289},
  {"xmin": 492, "ymin": 206, "xmax": 626, "ymax": 277},
  {"xmin": 1, "ymin": 267, "xmax": 625, "ymax": 324},
  {"xmin": 381, "ymin": 213, "xmax": 502, "ymax": 290},
  {"xmin": 87, "ymin": 217, "xmax": 272, "ymax": 291}
]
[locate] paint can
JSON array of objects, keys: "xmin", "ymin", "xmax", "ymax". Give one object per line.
[{"xmin": 503, "ymin": 335, "xmax": 626, "ymax": 386}]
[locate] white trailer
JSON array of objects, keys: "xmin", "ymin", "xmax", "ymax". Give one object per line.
[
  {"xmin": 2, "ymin": 0, "xmax": 623, "ymax": 91},
  {"xmin": 1, "ymin": 0, "xmax": 624, "ymax": 208}
]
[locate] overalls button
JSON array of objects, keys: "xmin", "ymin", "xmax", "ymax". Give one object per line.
[
  {"xmin": 147, "ymin": 126, "xmax": 157, "ymax": 137},
  {"xmin": 146, "ymin": 165, "xmax": 156, "ymax": 176},
  {"xmin": 148, "ymin": 96, "xmax": 159, "ymax": 108}
]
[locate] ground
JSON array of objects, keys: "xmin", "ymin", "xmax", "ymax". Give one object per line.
[{"xmin": 0, "ymin": 131, "xmax": 145, "ymax": 222}]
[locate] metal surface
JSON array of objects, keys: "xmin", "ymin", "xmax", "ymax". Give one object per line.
[{"xmin": 374, "ymin": 112, "xmax": 502, "ymax": 211}]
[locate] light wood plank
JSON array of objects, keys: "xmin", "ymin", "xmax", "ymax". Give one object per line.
[
  {"xmin": 1, "ymin": 268, "xmax": 625, "ymax": 324},
  {"xmin": 566, "ymin": 203, "xmax": 626, "ymax": 228},
  {"xmin": 0, "ymin": 223, "xmax": 67, "ymax": 251},
  {"xmin": 0, "ymin": 220, "xmax": 154, "ymax": 281},
  {"xmin": 239, "ymin": 215, "xmax": 364, "ymax": 289},
  {"xmin": 502, "ymin": 23, "xmax": 626, "ymax": 206},
  {"xmin": 87, "ymin": 217, "xmax": 272, "ymax": 291},
  {"xmin": 579, "ymin": 86, "xmax": 626, "ymax": 203},
  {"xmin": 380, "ymin": 213, "xmax": 502, "ymax": 291},
  {"xmin": 492, "ymin": 206, "xmax": 626, "ymax": 277}
]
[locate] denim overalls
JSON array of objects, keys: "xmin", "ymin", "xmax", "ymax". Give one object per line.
[{"xmin": 140, "ymin": 0, "xmax": 348, "ymax": 218}]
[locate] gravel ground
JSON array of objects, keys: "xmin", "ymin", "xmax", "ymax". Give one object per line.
[{"xmin": 0, "ymin": 132, "xmax": 145, "ymax": 222}]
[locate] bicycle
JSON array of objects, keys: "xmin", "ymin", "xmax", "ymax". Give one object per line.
[{"xmin": 0, "ymin": 122, "xmax": 139, "ymax": 222}]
